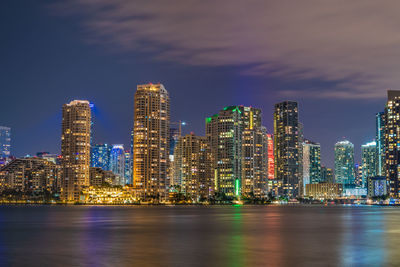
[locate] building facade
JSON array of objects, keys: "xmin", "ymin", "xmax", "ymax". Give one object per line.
[
  {"xmin": 354, "ymin": 163, "xmax": 363, "ymax": 187},
  {"xmin": 242, "ymin": 126, "xmax": 268, "ymax": 198},
  {"xmin": 321, "ymin": 166, "xmax": 334, "ymax": 183},
  {"xmin": 0, "ymin": 126, "xmax": 11, "ymax": 158},
  {"xmin": 385, "ymin": 90, "xmax": 400, "ymax": 198},
  {"xmin": 376, "ymin": 112, "xmax": 386, "ymax": 176},
  {"xmin": 267, "ymin": 134, "xmax": 274, "ymax": 180},
  {"xmin": 361, "ymin": 141, "xmax": 378, "ymax": 188},
  {"xmin": 302, "ymin": 140, "xmax": 322, "ymax": 195},
  {"xmin": 274, "ymin": 101, "xmax": 300, "ymax": 198},
  {"xmin": 61, "ymin": 100, "xmax": 91, "ymax": 201},
  {"xmin": 133, "ymin": 83, "xmax": 170, "ymax": 201},
  {"xmin": 206, "ymin": 106, "xmax": 267, "ymax": 198},
  {"xmin": 91, "ymin": 144, "xmax": 112, "ymax": 170},
  {"xmin": 110, "ymin": 145, "xmax": 125, "ymax": 185},
  {"xmin": 0, "ymin": 158, "xmax": 59, "ymax": 193},
  {"xmin": 89, "ymin": 167, "xmax": 117, "ymax": 186},
  {"xmin": 367, "ymin": 176, "xmax": 388, "ymax": 198},
  {"xmin": 173, "ymin": 133, "xmax": 213, "ymax": 201},
  {"xmin": 334, "ymin": 140, "xmax": 355, "ymax": 187},
  {"xmin": 124, "ymin": 150, "xmax": 132, "ymax": 185},
  {"xmin": 305, "ymin": 183, "xmax": 343, "ymax": 200}
]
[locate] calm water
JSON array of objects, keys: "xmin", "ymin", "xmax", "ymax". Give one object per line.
[{"xmin": 0, "ymin": 205, "xmax": 398, "ymax": 266}]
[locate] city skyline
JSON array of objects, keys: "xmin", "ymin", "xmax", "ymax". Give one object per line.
[
  {"xmin": 0, "ymin": 1, "xmax": 390, "ymax": 169},
  {"xmin": 2, "ymin": 2, "xmax": 400, "ymax": 266}
]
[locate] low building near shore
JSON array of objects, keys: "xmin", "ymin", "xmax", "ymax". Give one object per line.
[
  {"xmin": 342, "ymin": 187, "xmax": 367, "ymax": 199},
  {"xmin": 305, "ymin": 183, "xmax": 343, "ymax": 200},
  {"xmin": 81, "ymin": 185, "xmax": 135, "ymax": 204}
]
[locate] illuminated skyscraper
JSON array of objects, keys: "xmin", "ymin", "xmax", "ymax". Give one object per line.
[
  {"xmin": 124, "ymin": 150, "xmax": 132, "ymax": 185},
  {"xmin": 0, "ymin": 126, "xmax": 11, "ymax": 158},
  {"xmin": 302, "ymin": 140, "xmax": 321, "ymax": 195},
  {"xmin": 361, "ymin": 141, "xmax": 377, "ymax": 188},
  {"xmin": 206, "ymin": 106, "xmax": 267, "ymax": 198},
  {"xmin": 91, "ymin": 144, "xmax": 112, "ymax": 170},
  {"xmin": 274, "ymin": 101, "xmax": 300, "ymax": 198},
  {"xmin": 376, "ymin": 112, "xmax": 385, "ymax": 176},
  {"xmin": 110, "ymin": 144, "xmax": 125, "ymax": 185},
  {"xmin": 168, "ymin": 127, "xmax": 180, "ymax": 187},
  {"xmin": 267, "ymin": 134, "xmax": 274, "ymax": 180},
  {"xmin": 385, "ymin": 90, "xmax": 400, "ymax": 198},
  {"xmin": 334, "ymin": 140, "xmax": 355, "ymax": 187},
  {"xmin": 242, "ymin": 126, "xmax": 268, "ymax": 198},
  {"xmin": 61, "ymin": 100, "xmax": 91, "ymax": 201},
  {"xmin": 133, "ymin": 83, "xmax": 170, "ymax": 201},
  {"xmin": 173, "ymin": 133, "xmax": 213, "ymax": 201}
]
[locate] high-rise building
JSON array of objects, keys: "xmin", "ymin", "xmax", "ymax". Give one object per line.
[
  {"xmin": 124, "ymin": 150, "xmax": 132, "ymax": 185},
  {"xmin": 0, "ymin": 126, "xmax": 11, "ymax": 158},
  {"xmin": 385, "ymin": 90, "xmax": 400, "ymax": 198},
  {"xmin": 267, "ymin": 134, "xmax": 274, "ymax": 180},
  {"xmin": 334, "ymin": 140, "xmax": 355, "ymax": 187},
  {"xmin": 242, "ymin": 126, "xmax": 268, "ymax": 198},
  {"xmin": 302, "ymin": 140, "xmax": 322, "ymax": 195},
  {"xmin": 376, "ymin": 112, "xmax": 385, "ymax": 176},
  {"xmin": 169, "ymin": 127, "xmax": 180, "ymax": 187},
  {"xmin": 133, "ymin": 83, "xmax": 170, "ymax": 201},
  {"xmin": 361, "ymin": 141, "xmax": 378, "ymax": 188},
  {"xmin": 321, "ymin": 166, "xmax": 334, "ymax": 183},
  {"xmin": 91, "ymin": 144, "xmax": 112, "ymax": 170},
  {"xmin": 173, "ymin": 133, "xmax": 213, "ymax": 201},
  {"xmin": 61, "ymin": 100, "xmax": 91, "ymax": 201},
  {"xmin": 110, "ymin": 144, "xmax": 125, "ymax": 185},
  {"xmin": 206, "ymin": 106, "xmax": 267, "ymax": 198},
  {"xmin": 274, "ymin": 101, "xmax": 300, "ymax": 198}
]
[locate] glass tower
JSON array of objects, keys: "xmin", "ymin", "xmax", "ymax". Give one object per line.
[
  {"xmin": 0, "ymin": 126, "xmax": 11, "ymax": 158},
  {"xmin": 302, "ymin": 140, "xmax": 322, "ymax": 194},
  {"xmin": 124, "ymin": 150, "xmax": 132, "ymax": 185},
  {"xmin": 334, "ymin": 140, "xmax": 355, "ymax": 187},
  {"xmin": 361, "ymin": 141, "xmax": 377, "ymax": 188},
  {"xmin": 110, "ymin": 144, "xmax": 125, "ymax": 185},
  {"xmin": 91, "ymin": 144, "xmax": 112, "ymax": 170}
]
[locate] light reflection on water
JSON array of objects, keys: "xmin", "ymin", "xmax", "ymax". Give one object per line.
[{"xmin": 0, "ymin": 205, "xmax": 398, "ymax": 266}]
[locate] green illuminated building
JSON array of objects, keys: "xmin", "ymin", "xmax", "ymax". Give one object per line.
[
  {"xmin": 206, "ymin": 106, "xmax": 267, "ymax": 198},
  {"xmin": 376, "ymin": 112, "xmax": 385, "ymax": 176}
]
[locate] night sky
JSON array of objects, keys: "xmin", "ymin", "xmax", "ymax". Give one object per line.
[{"xmin": 1, "ymin": 1, "xmax": 394, "ymax": 168}]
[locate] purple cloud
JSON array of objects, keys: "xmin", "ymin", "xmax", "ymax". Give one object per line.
[{"xmin": 52, "ymin": 0, "xmax": 400, "ymax": 98}]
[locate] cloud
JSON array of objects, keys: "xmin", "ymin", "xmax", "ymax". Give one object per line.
[{"xmin": 51, "ymin": 0, "xmax": 400, "ymax": 98}]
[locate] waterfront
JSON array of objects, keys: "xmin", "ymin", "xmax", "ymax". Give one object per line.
[{"xmin": 0, "ymin": 205, "xmax": 398, "ymax": 266}]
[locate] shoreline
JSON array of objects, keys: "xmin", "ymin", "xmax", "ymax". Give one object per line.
[{"xmin": 0, "ymin": 202, "xmax": 397, "ymax": 207}]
